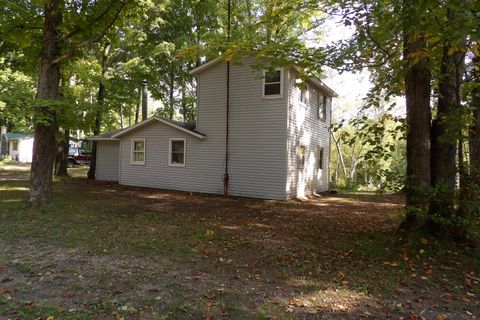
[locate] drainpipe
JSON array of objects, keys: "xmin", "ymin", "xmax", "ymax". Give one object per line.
[
  {"xmin": 223, "ymin": 0, "xmax": 231, "ymax": 196},
  {"xmin": 142, "ymin": 79, "xmax": 148, "ymax": 121}
]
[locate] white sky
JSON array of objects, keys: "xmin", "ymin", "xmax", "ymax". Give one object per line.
[{"xmin": 320, "ymin": 17, "xmax": 405, "ymax": 122}]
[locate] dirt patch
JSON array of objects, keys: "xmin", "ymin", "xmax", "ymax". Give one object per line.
[{"xmin": 0, "ymin": 178, "xmax": 478, "ymax": 319}]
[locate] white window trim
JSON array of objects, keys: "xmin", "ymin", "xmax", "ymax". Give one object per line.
[
  {"xmin": 262, "ymin": 68, "xmax": 284, "ymax": 99},
  {"xmin": 130, "ymin": 138, "xmax": 146, "ymax": 165},
  {"xmin": 168, "ymin": 138, "xmax": 186, "ymax": 167}
]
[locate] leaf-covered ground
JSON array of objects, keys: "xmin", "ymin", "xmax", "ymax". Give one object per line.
[{"xmin": 0, "ymin": 166, "xmax": 478, "ymax": 319}]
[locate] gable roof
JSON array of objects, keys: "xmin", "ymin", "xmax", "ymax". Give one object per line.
[
  {"xmin": 89, "ymin": 117, "xmax": 206, "ymax": 141},
  {"xmin": 189, "ymin": 57, "xmax": 338, "ymax": 97},
  {"xmin": 2, "ymin": 133, "xmax": 34, "ymax": 142}
]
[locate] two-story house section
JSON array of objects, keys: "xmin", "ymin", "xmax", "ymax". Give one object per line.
[{"xmin": 91, "ymin": 57, "xmax": 336, "ymax": 200}]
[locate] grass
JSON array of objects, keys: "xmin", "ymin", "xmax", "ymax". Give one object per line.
[{"xmin": 0, "ymin": 166, "xmax": 479, "ymax": 319}]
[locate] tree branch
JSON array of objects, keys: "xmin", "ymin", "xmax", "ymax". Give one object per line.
[
  {"xmin": 60, "ymin": 2, "xmax": 119, "ymax": 41},
  {"xmin": 52, "ymin": 0, "xmax": 129, "ymax": 65}
]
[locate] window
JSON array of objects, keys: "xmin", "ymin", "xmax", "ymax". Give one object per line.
[
  {"xmin": 131, "ymin": 138, "xmax": 145, "ymax": 165},
  {"xmin": 319, "ymin": 147, "xmax": 324, "ymax": 170},
  {"xmin": 169, "ymin": 138, "xmax": 186, "ymax": 166},
  {"xmin": 298, "ymin": 145, "xmax": 306, "ymax": 167},
  {"xmin": 12, "ymin": 141, "xmax": 18, "ymax": 151},
  {"xmin": 300, "ymin": 86, "xmax": 308, "ymax": 105},
  {"xmin": 263, "ymin": 69, "xmax": 283, "ymax": 98},
  {"xmin": 318, "ymin": 93, "xmax": 327, "ymax": 120}
]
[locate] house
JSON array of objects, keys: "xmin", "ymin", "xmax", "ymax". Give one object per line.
[
  {"xmin": 0, "ymin": 131, "xmax": 34, "ymax": 163},
  {"xmin": 90, "ymin": 57, "xmax": 336, "ymax": 200}
]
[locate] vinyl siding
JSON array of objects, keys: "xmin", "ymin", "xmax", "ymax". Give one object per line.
[
  {"xmin": 118, "ymin": 121, "xmax": 224, "ymax": 194},
  {"xmin": 96, "ymin": 141, "xmax": 119, "ymax": 181},
  {"xmin": 286, "ymin": 70, "xmax": 332, "ymax": 198},
  {"xmin": 8, "ymin": 139, "xmax": 33, "ymax": 163},
  {"xmin": 197, "ymin": 57, "xmax": 289, "ymax": 199}
]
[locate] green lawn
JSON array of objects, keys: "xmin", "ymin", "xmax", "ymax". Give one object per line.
[{"xmin": 0, "ymin": 166, "xmax": 478, "ymax": 319}]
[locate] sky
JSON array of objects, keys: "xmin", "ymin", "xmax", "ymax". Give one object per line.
[{"xmin": 320, "ymin": 17, "xmax": 405, "ymax": 122}]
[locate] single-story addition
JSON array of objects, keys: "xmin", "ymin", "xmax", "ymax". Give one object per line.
[
  {"xmin": 90, "ymin": 57, "xmax": 337, "ymax": 200},
  {"xmin": 0, "ymin": 133, "xmax": 34, "ymax": 163}
]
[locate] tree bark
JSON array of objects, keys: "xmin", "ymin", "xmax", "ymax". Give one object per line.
[
  {"xmin": 169, "ymin": 70, "xmax": 175, "ymax": 119},
  {"xmin": 29, "ymin": 0, "xmax": 63, "ymax": 206},
  {"xmin": 402, "ymin": 4, "xmax": 432, "ymax": 227},
  {"xmin": 135, "ymin": 87, "xmax": 140, "ymax": 124},
  {"xmin": 181, "ymin": 85, "xmax": 187, "ymax": 121},
  {"xmin": 54, "ymin": 128, "xmax": 69, "ymax": 176},
  {"xmin": 429, "ymin": 7, "xmax": 465, "ymax": 223},
  {"xmin": 331, "ymin": 132, "xmax": 348, "ymax": 178},
  {"xmin": 88, "ymin": 40, "xmax": 110, "ymax": 180}
]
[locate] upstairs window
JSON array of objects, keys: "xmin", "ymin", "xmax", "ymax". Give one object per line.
[
  {"xmin": 131, "ymin": 138, "xmax": 145, "ymax": 165},
  {"xmin": 300, "ymin": 86, "xmax": 308, "ymax": 105},
  {"xmin": 318, "ymin": 93, "xmax": 328, "ymax": 120},
  {"xmin": 263, "ymin": 69, "xmax": 283, "ymax": 98},
  {"xmin": 169, "ymin": 138, "xmax": 186, "ymax": 166}
]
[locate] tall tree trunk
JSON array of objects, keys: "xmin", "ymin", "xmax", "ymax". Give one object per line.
[
  {"xmin": 29, "ymin": 0, "xmax": 63, "ymax": 206},
  {"xmin": 88, "ymin": 40, "xmax": 110, "ymax": 180},
  {"xmin": 169, "ymin": 70, "xmax": 175, "ymax": 119},
  {"xmin": 54, "ymin": 128, "xmax": 69, "ymax": 176},
  {"xmin": 181, "ymin": 85, "xmax": 187, "ymax": 121},
  {"xmin": 429, "ymin": 7, "xmax": 465, "ymax": 225},
  {"xmin": 331, "ymin": 132, "xmax": 348, "ymax": 178},
  {"xmin": 141, "ymin": 80, "xmax": 148, "ymax": 121},
  {"xmin": 402, "ymin": 3, "xmax": 432, "ymax": 227},
  {"xmin": 135, "ymin": 87, "xmax": 140, "ymax": 124}
]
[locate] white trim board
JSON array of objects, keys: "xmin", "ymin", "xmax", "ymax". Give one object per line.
[{"xmin": 112, "ymin": 117, "xmax": 206, "ymax": 140}]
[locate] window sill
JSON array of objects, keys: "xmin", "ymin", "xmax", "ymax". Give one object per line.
[
  {"xmin": 168, "ymin": 163, "xmax": 185, "ymax": 167},
  {"xmin": 263, "ymin": 95, "xmax": 283, "ymax": 99},
  {"xmin": 130, "ymin": 162, "xmax": 145, "ymax": 166}
]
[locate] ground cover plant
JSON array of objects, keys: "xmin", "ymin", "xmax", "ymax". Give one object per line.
[{"xmin": 0, "ymin": 167, "xmax": 478, "ymax": 319}]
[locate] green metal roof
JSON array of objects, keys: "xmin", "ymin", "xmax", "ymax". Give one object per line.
[{"xmin": 2, "ymin": 133, "xmax": 34, "ymax": 142}]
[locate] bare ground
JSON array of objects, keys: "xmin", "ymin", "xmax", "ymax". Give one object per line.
[{"xmin": 0, "ymin": 168, "xmax": 478, "ymax": 319}]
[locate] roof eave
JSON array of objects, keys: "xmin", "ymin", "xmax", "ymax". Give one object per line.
[
  {"xmin": 88, "ymin": 137, "xmax": 120, "ymax": 141},
  {"xmin": 189, "ymin": 58, "xmax": 223, "ymax": 76},
  {"xmin": 111, "ymin": 117, "xmax": 206, "ymax": 140}
]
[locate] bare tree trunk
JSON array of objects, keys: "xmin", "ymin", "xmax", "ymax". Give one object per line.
[
  {"xmin": 119, "ymin": 105, "xmax": 124, "ymax": 129},
  {"xmin": 331, "ymin": 132, "xmax": 348, "ymax": 178},
  {"xmin": 135, "ymin": 87, "xmax": 140, "ymax": 124},
  {"xmin": 54, "ymin": 128, "xmax": 69, "ymax": 176},
  {"xmin": 169, "ymin": 70, "xmax": 175, "ymax": 119},
  {"xmin": 29, "ymin": 0, "xmax": 63, "ymax": 206},
  {"xmin": 181, "ymin": 86, "xmax": 187, "ymax": 121},
  {"xmin": 430, "ymin": 7, "xmax": 465, "ymax": 224},
  {"xmin": 88, "ymin": 40, "xmax": 110, "ymax": 180},
  {"xmin": 402, "ymin": 2, "xmax": 432, "ymax": 227}
]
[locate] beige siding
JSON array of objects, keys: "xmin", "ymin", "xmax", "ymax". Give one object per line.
[
  {"xmin": 118, "ymin": 121, "xmax": 224, "ymax": 194},
  {"xmin": 286, "ymin": 70, "xmax": 332, "ymax": 198},
  {"xmin": 96, "ymin": 141, "xmax": 119, "ymax": 181},
  {"xmin": 197, "ymin": 57, "xmax": 289, "ymax": 199}
]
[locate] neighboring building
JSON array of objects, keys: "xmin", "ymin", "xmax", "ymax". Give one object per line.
[
  {"xmin": 0, "ymin": 132, "xmax": 34, "ymax": 163},
  {"xmin": 91, "ymin": 57, "xmax": 336, "ymax": 200}
]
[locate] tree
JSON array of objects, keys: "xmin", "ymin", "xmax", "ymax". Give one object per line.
[
  {"xmin": 402, "ymin": 0, "xmax": 432, "ymax": 225},
  {"xmin": 88, "ymin": 40, "xmax": 111, "ymax": 180},
  {"xmin": 1, "ymin": 0, "xmax": 131, "ymax": 205}
]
